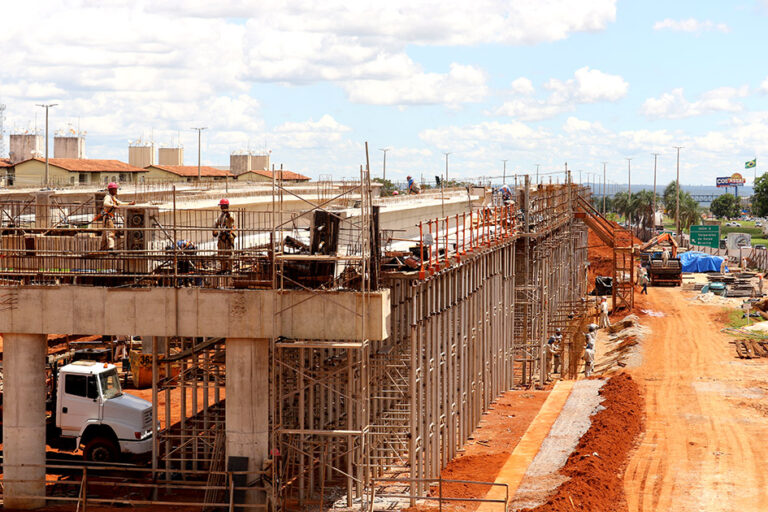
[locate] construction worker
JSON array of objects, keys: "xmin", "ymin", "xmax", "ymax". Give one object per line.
[
  {"xmin": 598, "ymin": 297, "xmax": 610, "ymax": 329},
  {"xmin": 742, "ymin": 256, "xmax": 748, "ymax": 271},
  {"xmin": 407, "ymin": 176, "xmax": 420, "ymax": 195},
  {"xmin": 639, "ymin": 270, "xmax": 649, "ymax": 294},
  {"xmin": 546, "ymin": 328, "xmax": 563, "ymax": 376},
  {"xmin": 759, "ymin": 274, "xmax": 764, "ymax": 296},
  {"xmin": 720, "ymin": 257, "xmax": 728, "ymax": 274},
  {"xmin": 99, "ymin": 182, "xmax": 135, "ymax": 251},
  {"xmin": 662, "ymin": 247, "xmax": 670, "ymax": 266},
  {"xmin": 584, "ymin": 325, "xmax": 597, "ymax": 377},
  {"xmin": 499, "ymin": 184, "xmax": 513, "ymax": 203},
  {"xmin": 212, "ymin": 199, "xmax": 236, "ymax": 272}
]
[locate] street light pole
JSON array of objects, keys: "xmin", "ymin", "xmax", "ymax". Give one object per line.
[
  {"xmin": 191, "ymin": 127, "xmax": 207, "ymax": 182},
  {"xmin": 602, "ymin": 162, "xmax": 607, "ymax": 215},
  {"xmin": 536, "ymin": 164, "xmax": 540, "ymax": 184},
  {"xmin": 36, "ymin": 103, "xmax": 57, "ymax": 187},
  {"xmin": 502, "ymin": 159, "xmax": 508, "ymax": 183},
  {"xmin": 443, "ymin": 152, "xmax": 451, "ymax": 182},
  {"xmin": 626, "ymin": 158, "xmax": 633, "ymax": 231},
  {"xmin": 651, "ymin": 153, "xmax": 660, "ymax": 230},
  {"xmin": 379, "ymin": 148, "xmax": 389, "ymax": 181},
  {"xmin": 674, "ymin": 146, "xmax": 684, "ymax": 245}
]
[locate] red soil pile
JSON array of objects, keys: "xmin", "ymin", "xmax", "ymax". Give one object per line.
[{"xmin": 520, "ymin": 373, "xmax": 643, "ymax": 512}]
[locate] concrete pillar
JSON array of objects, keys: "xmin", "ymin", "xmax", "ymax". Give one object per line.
[
  {"xmin": 226, "ymin": 337, "xmax": 269, "ymax": 503},
  {"xmin": 3, "ymin": 333, "xmax": 47, "ymax": 509}
]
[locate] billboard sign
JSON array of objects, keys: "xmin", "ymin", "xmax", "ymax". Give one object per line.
[
  {"xmin": 716, "ymin": 172, "xmax": 747, "ymax": 188},
  {"xmin": 690, "ymin": 225, "xmax": 720, "ymax": 249}
]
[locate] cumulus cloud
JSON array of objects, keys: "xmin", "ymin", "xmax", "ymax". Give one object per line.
[
  {"xmin": 344, "ymin": 64, "xmax": 487, "ymax": 106},
  {"xmin": 492, "ymin": 67, "xmax": 628, "ymax": 120},
  {"xmin": 653, "ymin": 18, "xmax": 730, "ymax": 34},
  {"xmin": 641, "ymin": 86, "xmax": 749, "ymax": 119}
]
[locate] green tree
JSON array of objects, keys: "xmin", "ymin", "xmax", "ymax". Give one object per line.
[
  {"xmin": 753, "ymin": 174, "xmax": 768, "ymax": 217},
  {"xmin": 633, "ymin": 190, "xmax": 658, "ymax": 232},
  {"xmin": 662, "ymin": 181, "xmax": 679, "ymax": 214},
  {"xmin": 710, "ymin": 193, "xmax": 740, "ymax": 219},
  {"xmin": 679, "ymin": 192, "xmax": 701, "ymax": 230}
]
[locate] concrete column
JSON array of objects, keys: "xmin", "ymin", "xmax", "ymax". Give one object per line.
[
  {"xmin": 3, "ymin": 333, "xmax": 47, "ymax": 509},
  {"xmin": 226, "ymin": 337, "xmax": 269, "ymax": 503}
]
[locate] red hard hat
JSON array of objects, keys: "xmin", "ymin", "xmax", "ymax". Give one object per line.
[
  {"xmin": 219, "ymin": 198, "xmax": 230, "ymax": 206},
  {"xmin": 107, "ymin": 182, "xmax": 118, "ymax": 190}
]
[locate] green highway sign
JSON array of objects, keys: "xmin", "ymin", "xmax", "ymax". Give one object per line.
[{"xmin": 690, "ymin": 225, "xmax": 720, "ymax": 248}]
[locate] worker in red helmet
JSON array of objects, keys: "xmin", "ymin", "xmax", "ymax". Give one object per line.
[
  {"xmin": 99, "ymin": 182, "xmax": 135, "ymax": 251},
  {"xmin": 212, "ymin": 198, "xmax": 236, "ymax": 272}
]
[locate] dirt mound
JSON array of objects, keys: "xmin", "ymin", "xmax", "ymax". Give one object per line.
[{"xmin": 518, "ymin": 373, "xmax": 643, "ymax": 512}]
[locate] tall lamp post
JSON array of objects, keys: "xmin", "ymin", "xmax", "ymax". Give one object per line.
[
  {"xmin": 602, "ymin": 162, "xmax": 607, "ymax": 215},
  {"xmin": 443, "ymin": 152, "xmax": 451, "ymax": 182},
  {"xmin": 379, "ymin": 148, "xmax": 389, "ymax": 181},
  {"xmin": 36, "ymin": 103, "xmax": 58, "ymax": 187},
  {"xmin": 502, "ymin": 159, "xmax": 508, "ymax": 183},
  {"xmin": 674, "ymin": 146, "xmax": 684, "ymax": 245},
  {"xmin": 191, "ymin": 127, "xmax": 207, "ymax": 182},
  {"xmin": 651, "ymin": 153, "xmax": 660, "ymax": 230},
  {"xmin": 626, "ymin": 158, "xmax": 633, "ymax": 232}
]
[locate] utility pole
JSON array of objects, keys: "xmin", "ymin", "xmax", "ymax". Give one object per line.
[
  {"xmin": 443, "ymin": 152, "xmax": 451, "ymax": 182},
  {"xmin": 602, "ymin": 162, "xmax": 607, "ymax": 215},
  {"xmin": 535, "ymin": 164, "xmax": 540, "ymax": 184},
  {"xmin": 626, "ymin": 158, "xmax": 633, "ymax": 232},
  {"xmin": 191, "ymin": 127, "xmax": 207, "ymax": 182},
  {"xmin": 651, "ymin": 153, "xmax": 660, "ymax": 230},
  {"xmin": 379, "ymin": 148, "xmax": 389, "ymax": 181},
  {"xmin": 674, "ymin": 146, "xmax": 684, "ymax": 245},
  {"xmin": 36, "ymin": 103, "xmax": 57, "ymax": 187},
  {"xmin": 502, "ymin": 159, "xmax": 508, "ymax": 183}
]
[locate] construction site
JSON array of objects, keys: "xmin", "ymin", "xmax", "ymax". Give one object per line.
[{"xmin": 1, "ymin": 153, "xmax": 768, "ymax": 512}]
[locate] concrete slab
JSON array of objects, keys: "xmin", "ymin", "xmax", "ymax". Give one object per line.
[{"xmin": 0, "ymin": 286, "xmax": 390, "ymax": 340}]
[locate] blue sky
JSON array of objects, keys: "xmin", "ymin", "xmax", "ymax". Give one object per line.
[{"xmin": 2, "ymin": 0, "xmax": 768, "ymax": 187}]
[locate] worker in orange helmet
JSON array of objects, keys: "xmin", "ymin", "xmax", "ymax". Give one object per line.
[
  {"xmin": 212, "ymin": 198, "xmax": 236, "ymax": 272},
  {"xmin": 99, "ymin": 182, "xmax": 135, "ymax": 251}
]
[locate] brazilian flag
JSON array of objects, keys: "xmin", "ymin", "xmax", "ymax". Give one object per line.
[{"xmin": 746, "ymin": 159, "xmax": 757, "ymax": 168}]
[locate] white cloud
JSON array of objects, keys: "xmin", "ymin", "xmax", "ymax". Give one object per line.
[
  {"xmin": 510, "ymin": 78, "xmax": 535, "ymax": 96},
  {"xmin": 545, "ymin": 67, "xmax": 629, "ymax": 103},
  {"xmin": 641, "ymin": 86, "xmax": 749, "ymax": 119},
  {"xmin": 653, "ymin": 18, "xmax": 730, "ymax": 34},
  {"xmin": 493, "ymin": 67, "xmax": 628, "ymax": 120},
  {"xmin": 563, "ymin": 117, "xmax": 607, "ymax": 134},
  {"xmin": 272, "ymin": 115, "xmax": 351, "ymax": 149},
  {"xmin": 344, "ymin": 64, "xmax": 488, "ymax": 106}
]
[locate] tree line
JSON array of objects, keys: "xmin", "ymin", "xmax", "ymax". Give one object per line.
[{"xmin": 592, "ymin": 181, "xmax": 701, "ymax": 231}]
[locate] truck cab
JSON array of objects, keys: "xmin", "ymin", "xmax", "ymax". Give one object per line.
[{"xmin": 54, "ymin": 361, "xmax": 153, "ymax": 462}]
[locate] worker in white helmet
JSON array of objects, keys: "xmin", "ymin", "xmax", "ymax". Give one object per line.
[
  {"xmin": 213, "ymin": 199, "xmax": 236, "ymax": 272},
  {"xmin": 584, "ymin": 325, "xmax": 597, "ymax": 377},
  {"xmin": 598, "ymin": 297, "xmax": 610, "ymax": 329},
  {"xmin": 98, "ymin": 182, "xmax": 135, "ymax": 251}
]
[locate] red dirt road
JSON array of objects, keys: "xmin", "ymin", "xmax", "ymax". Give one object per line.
[{"xmin": 624, "ymin": 288, "xmax": 768, "ymax": 511}]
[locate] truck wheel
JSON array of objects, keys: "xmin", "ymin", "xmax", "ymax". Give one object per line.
[{"xmin": 84, "ymin": 437, "xmax": 119, "ymax": 462}]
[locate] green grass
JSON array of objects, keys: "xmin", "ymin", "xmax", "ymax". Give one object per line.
[
  {"xmin": 659, "ymin": 218, "xmax": 768, "ymax": 246},
  {"xmin": 724, "ymin": 307, "xmax": 752, "ymax": 329}
]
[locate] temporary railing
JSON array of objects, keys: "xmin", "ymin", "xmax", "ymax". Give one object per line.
[
  {"xmin": 411, "ymin": 204, "xmax": 519, "ymax": 279},
  {"xmin": 5, "ymin": 461, "xmax": 270, "ymax": 511},
  {"xmin": 369, "ymin": 476, "xmax": 509, "ymax": 512}
]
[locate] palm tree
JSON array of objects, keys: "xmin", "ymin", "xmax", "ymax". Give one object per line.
[
  {"xmin": 633, "ymin": 190, "xmax": 658, "ymax": 239},
  {"xmin": 678, "ymin": 192, "xmax": 701, "ymax": 231}
]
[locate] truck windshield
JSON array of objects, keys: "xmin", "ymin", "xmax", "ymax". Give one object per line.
[{"xmin": 99, "ymin": 369, "xmax": 123, "ymax": 399}]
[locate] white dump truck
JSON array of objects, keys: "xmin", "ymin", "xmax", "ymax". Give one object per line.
[{"xmin": 47, "ymin": 360, "xmax": 154, "ymax": 462}]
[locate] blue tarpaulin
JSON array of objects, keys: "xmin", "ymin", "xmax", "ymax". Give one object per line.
[{"xmin": 679, "ymin": 251, "xmax": 728, "ymax": 273}]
